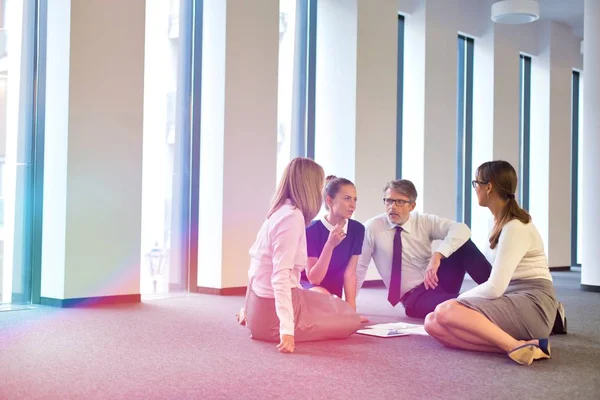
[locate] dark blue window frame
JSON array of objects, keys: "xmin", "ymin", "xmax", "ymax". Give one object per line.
[
  {"xmin": 456, "ymin": 35, "xmax": 474, "ymax": 227},
  {"xmin": 291, "ymin": 0, "xmax": 317, "ymax": 159},
  {"xmin": 519, "ymin": 54, "xmax": 531, "ymax": 210},
  {"xmin": 396, "ymin": 15, "xmax": 405, "ymax": 179},
  {"xmin": 571, "ymin": 70, "xmax": 580, "ymax": 267},
  {"xmin": 171, "ymin": 0, "xmax": 203, "ymax": 292},
  {"xmin": 29, "ymin": 0, "xmax": 48, "ymax": 304}
]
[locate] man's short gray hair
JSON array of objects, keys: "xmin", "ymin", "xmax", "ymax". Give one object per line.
[{"xmin": 383, "ymin": 180, "xmax": 418, "ymax": 202}]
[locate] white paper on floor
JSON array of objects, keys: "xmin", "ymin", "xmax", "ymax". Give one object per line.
[{"xmin": 365, "ymin": 322, "xmax": 429, "ymax": 336}]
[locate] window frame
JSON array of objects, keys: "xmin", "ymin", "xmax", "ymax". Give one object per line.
[{"xmin": 456, "ymin": 34, "xmax": 474, "ymax": 227}]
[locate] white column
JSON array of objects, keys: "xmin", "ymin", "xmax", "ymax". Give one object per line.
[
  {"xmin": 582, "ymin": 0, "xmax": 600, "ymax": 290},
  {"xmin": 197, "ymin": 0, "xmax": 278, "ymax": 290},
  {"xmin": 470, "ymin": 21, "xmax": 496, "ymax": 250},
  {"xmin": 40, "ymin": 0, "xmax": 71, "ymax": 300},
  {"xmin": 529, "ymin": 22, "xmax": 576, "ymax": 268},
  {"xmin": 314, "ymin": 0, "xmax": 357, "ymax": 180},
  {"xmin": 41, "ymin": 0, "xmax": 145, "ymax": 301},
  {"xmin": 529, "ymin": 22, "xmax": 551, "ymax": 263},
  {"xmin": 491, "ymin": 23, "xmax": 520, "ymax": 169},
  {"xmin": 197, "ymin": 0, "xmax": 226, "ymax": 290},
  {"xmin": 422, "ymin": 1, "xmax": 460, "ymax": 218},
  {"xmin": 354, "ymin": 0, "xmax": 397, "ymax": 281},
  {"xmin": 354, "ymin": 0, "xmax": 397, "ymax": 223},
  {"xmin": 401, "ymin": 1, "xmax": 425, "ymax": 211},
  {"xmin": 546, "ymin": 23, "xmax": 576, "ymax": 268}
]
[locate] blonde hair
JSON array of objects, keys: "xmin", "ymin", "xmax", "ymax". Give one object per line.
[
  {"xmin": 268, "ymin": 157, "xmax": 325, "ymax": 224},
  {"xmin": 477, "ymin": 160, "xmax": 531, "ymax": 249}
]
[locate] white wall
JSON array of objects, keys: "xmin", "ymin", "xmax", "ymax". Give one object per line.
[
  {"xmin": 354, "ymin": 0, "xmax": 397, "ymax": 224},
  {"xmin": 41, "ymin": 0, "xmax": 145, "ymax": 299},
  {"xmin": 198, "ymin": 0, "xmax": 279, "ymax": 289},
  {"xmin": 220, "ymin": 0, "xmax": 279, "ymax": 288},
  {"xmin": 545, "ymin": 22, "xmax": 579, "ymax": 268},
  {"xmin": 394, "ymin": 0, "xmax": 582, "ymax": 267},
  {"xmin": 40, "ymin": 0, "xmax": 70, "ymax": 299},
  {"xmin": 581, "ymin": 0, "xmax": 600, "ymax": 288},
  {"xmin": 37, "ymin": 0, "xmax": 586, "ymax": 298},
  {"xmin": 197, "ymin": 0, "xmax": 227, "ymax": 289},
  {"xmin": 354, "ymin": 0, "xmax": 398, "ymax": 281},
  {"xmin": 203, "ymin": 0, "xmax": 585, "ymax": 288},
  {"xmin": 314, "ymin": 0, "xmax": 358, "ymax": 180},
  {"xmin": 421, "ymin": 0, "xmax": 460, "ymax": 219},
  {"xmin": 529, "ymin": 21, "xmax": 551, "ymax": 259},
  {"xmin": 401, "ymin": 0, "xmax": 425, "ymax": 211}
]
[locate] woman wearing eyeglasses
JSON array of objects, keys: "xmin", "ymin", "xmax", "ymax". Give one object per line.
[
  {"xmin": 424, "ymin": 160, "xmax": 558, "ymax": 366},
  {"xmin": 242, "ymin": 158, "xmax": 361, "ymax": 353},
  {"xmin": 299, "ymin": 176, "xmax": 366, "ymax": 320}
]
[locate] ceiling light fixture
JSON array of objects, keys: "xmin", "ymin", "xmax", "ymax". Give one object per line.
[{"xmin": 491, "ymin": 0, "xmax": 540, "ymax": 24}]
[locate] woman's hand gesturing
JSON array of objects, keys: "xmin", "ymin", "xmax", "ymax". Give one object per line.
[{"xmin": 326, "ymin": 222, "xmax": 347, "ymax": 248}]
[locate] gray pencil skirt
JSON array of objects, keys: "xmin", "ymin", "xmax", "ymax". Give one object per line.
[
  {"xmin": 244, "ymin": 286, "xmax": 361, "ymax": 342},
  {"xmin": 457, "ymin": 278, "xmax": 558, "ymax": 340}
]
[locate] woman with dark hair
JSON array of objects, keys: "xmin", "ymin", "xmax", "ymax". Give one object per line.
[
  {"xmin": 300, "ymin": 176, "xmax": 365, "ymax": 316},
  {"xmin": 424, "ymin": 160, "xmax": 558, "ymax": 365}
]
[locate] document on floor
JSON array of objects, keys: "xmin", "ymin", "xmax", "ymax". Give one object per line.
[
  {"xmin": 362, "ymin": 322, "xmax": 429, "ymax": 336},
  {"xmin": 356, "ymin": 328, "xmax": 410, "ymax": 338}
]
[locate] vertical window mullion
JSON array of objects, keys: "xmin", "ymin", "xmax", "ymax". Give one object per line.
[
  {"xmin": 463, "ymin": 37, "xmax": 474, "ymax": 227},
  {"xmin": 305, "ymin": 0, "xmax": 317, "ymax": 159},
  {"xmin": 396, "ymin": 15, "xmax": 405, "ymax": 179},
  {"xmin": 571, "ymin": 70, "xmax": 580, "ymax": 267},
  {"xmin": 456, "ymin": 36, "xmax": 466, "ymax": 223},
  {"xmin": 30, "ymin": 0, "xmax": 49, "ymax": 304},
  {"xmin": 456, "ymin": 35, "xmax": 473, "ymax": 227},
  {"xmin": 519, "ymin": 54, "xmax": 531, "ymax": 210},
  {"xmin": 291, "ymin": 0, "xmax": 308, "ymax": 158},
  {"xmin": 519, "ymin": 56, "xmax": 523, "ymax": 204},
  {"xmin": 169, "ymin": 0, "xmax": 195, "ymax": 293},
  {"xmin": 188, "ymin": 0, "xmax": 204, "ymax": 292}
]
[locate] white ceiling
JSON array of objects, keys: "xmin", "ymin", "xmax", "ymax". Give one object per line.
[{"xmin": 538, "ymin": 0, "xmax": 585, "ymax": 38}]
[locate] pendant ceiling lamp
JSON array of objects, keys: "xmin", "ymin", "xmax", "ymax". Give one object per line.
[{"xmin": 491, "ymin": 0, "xmax": 540, "ymax": 24}]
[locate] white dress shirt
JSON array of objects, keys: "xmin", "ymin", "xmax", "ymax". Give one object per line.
[
  {"xmin": 458, "ymin": 219, "xmax": 552, "ymax": 300},
  {"xmin": 248, "ymin": 200, "xmax": 305, "ymax": 336},
  {"xmin": 357, "ymin": 212, "xmax": 471, "ymax": 298}
]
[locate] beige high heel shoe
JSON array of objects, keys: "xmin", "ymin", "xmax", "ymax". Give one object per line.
[{"xmin": 507, "ymin": 339, "xmax": 551, "ymax": 365}]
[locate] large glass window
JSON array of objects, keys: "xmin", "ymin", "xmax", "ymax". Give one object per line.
[
  {"xmin": 276, "ymin": 0, "xmax": 316, "ymax": 181},
  {"xmin": 140, "ymin": 0, "xmax": 201, "ymax": 297},
  {"xmin": 456, "ymin": 35, "xmax": 474, "ymax": 226},
  {"xmin": 571, "ymin": 70, "xmax": 581, "ymax": 267},
  {"xmin": 519, "ymin": 54, "xmax": 531, "ymax": 210},
  {"xmin": 0, "ymin": 0, "xmax": 42, "ymax": 306},
  {"xmin": 396, "ymin": 14, "xmax": 405, "ymax": 179}
]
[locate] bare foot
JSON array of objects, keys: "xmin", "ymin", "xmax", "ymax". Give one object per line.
[{"xmin": 236, "ymin": 308, "xmax": 246, "ymax": 326}]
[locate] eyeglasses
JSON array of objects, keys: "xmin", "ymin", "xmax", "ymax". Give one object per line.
[
  {"xmin": 471, "ymin": 180, "xmax": 489, "ymax": 188},
  {"xmin": 383, "ymin": 198, "xmax": 413, "ymax": 207}
]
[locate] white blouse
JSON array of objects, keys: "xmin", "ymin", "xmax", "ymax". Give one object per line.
[
  {"xmin": 458, "ymin": 219, "xmax": 553, "ymax": 300},
  {"xmin": 248, "ymin": 200, "xmax": 306, "ymax": 336}
]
